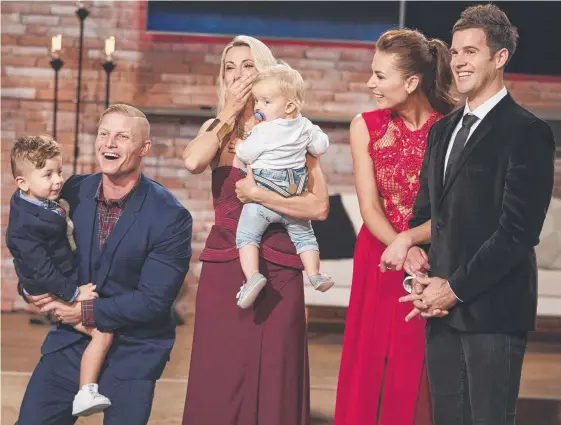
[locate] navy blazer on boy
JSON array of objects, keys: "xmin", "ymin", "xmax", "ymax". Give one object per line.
[
  {"xmin": 20, "ymin": 173, "xmax": 192, "ymax": 381},
  {"xmin": 6, "ymin": 192, "xmax": 79, "ymax": 302}
]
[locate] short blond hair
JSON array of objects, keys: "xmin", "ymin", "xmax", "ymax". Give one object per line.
[
  {"xmin": 99, "ymin": 103, "xmax": 150, "ymax": 140},
  {"xmin": 254, "ymin": 63, "xmax": 305, "ymax": 111},
  {"xmin": 11, "ymin": 134, "xmax": 61, "ymax": 178},
  {"xmin": 217, "ymin": 35, "xmax": 278, "ymax": 113}
]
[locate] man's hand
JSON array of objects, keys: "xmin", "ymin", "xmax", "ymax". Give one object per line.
[
  {"xmin": 380, "ymin": 233, "xmax": 413, "ymax": 272},
  {"xmin": 403, "ymin": 246, "xmax": 430, "ymax": 277},
  {"xmin": 76, "ymin": 283, "xmax": 99, "ymax": 302},
  {"xmin": 399, "ymin": 276, "xmax": 456, "ymax": 322},
  {"xmin": 404, "ymin": 305, "xmax": 449, "ymax": 322},
  {"xmin": 41, "ymin": 300, "xmax": 82, "ymax": 325}
]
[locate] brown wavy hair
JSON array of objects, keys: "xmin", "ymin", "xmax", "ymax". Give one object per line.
[
  {"xmin": 376, "ymin": 29, "xmax": 457, "ymax": 115},
  {"xmin": 11, "ymin": 134, "xmax": 61, "ymax": 178},
  {"xmin": 453, "ymin": 4, "xmax": 519, "ymax": 66}
]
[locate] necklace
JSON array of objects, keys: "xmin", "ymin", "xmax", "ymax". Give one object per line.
[{"xmin": 234, "ymin": 124, "xmax": 250, "ymax": 140}]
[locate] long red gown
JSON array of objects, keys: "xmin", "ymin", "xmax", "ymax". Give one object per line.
[{"xmin": 334, "ymin": 109, "xmax": 440, "ymax": 425}]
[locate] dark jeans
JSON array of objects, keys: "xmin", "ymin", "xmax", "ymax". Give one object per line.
[
  {"xmin": 17, "ymin": 340, "xmax": 156, "ymax": 425},
  {"xmin": 426, "ymin": 320, "xmax": 527, "ymax": 425}
]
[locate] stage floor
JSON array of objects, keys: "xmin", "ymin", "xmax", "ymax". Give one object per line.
[{"xmin": 2, "ymin": 312, "xmax": 561, "ymax": 424}]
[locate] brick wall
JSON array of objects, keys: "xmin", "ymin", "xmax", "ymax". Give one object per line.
[{"xmin": 2, "ymin": 0, "xmax": 561, "ymax": 310}]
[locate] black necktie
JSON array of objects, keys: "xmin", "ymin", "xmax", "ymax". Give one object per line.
[{"xmin": 444, "ymin": 113, "xmax": 478, "ymax": 183}]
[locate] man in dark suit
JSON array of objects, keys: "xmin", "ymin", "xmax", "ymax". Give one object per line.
[
  {"xmin": 16, "ymin": 104, "xmax": 193, "ymax": 425},
  {"xmin": 399, "ymin": 5, "xmax": 555, "ymax": 425}
]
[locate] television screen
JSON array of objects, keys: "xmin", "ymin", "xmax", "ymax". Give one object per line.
[{"xmin": 146, "ymin": 1, "xmax": 400, "ymax": 45}]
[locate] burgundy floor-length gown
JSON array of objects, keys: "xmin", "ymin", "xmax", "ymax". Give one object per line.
[
  {"xmin": 182, "ymin": 166, "xmax": 310, "ymax": 425},
  {"xmin": 334, "ymin": 109, "xmax": 440, "ymax": 425}
]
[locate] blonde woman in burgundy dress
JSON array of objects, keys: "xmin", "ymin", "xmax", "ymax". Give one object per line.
[{"xmin": 181, "ymin": 35, "xmax": 330, "ymax": 425}]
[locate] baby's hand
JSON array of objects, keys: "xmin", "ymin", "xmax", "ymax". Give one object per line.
[{"xmin": 76, "ymin": 283, "xmax": 99, "ymax": 302}]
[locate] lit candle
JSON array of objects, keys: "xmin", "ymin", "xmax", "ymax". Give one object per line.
[
  {"xmin": 51, "ymin": 34, "xmax": 62, "ymax": 54},
  {"xmin": 105, "ymin": 36, "xmax": 115, "ymax": 57}
]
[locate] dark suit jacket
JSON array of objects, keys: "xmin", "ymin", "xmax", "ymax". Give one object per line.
[
  {"xmin": 37, "ymin": 173, "xmax": 192, "ymax": 380},
  {"xmin": 410, "ymin": 94, "xmax": 555, "ymax": 332},
  {"xmin": 6, "ymin": 192, "xmax": 79, "ymax": 302}
]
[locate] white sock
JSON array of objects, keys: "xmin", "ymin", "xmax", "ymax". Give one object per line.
[{"xmin": 81, "ymin": 383, "xmax": 98, "ymax": 392}]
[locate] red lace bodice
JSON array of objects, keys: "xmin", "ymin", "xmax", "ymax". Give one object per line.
[{"xmin": 362, "ymin": 109, "xmax": 441, "ymax": 232}]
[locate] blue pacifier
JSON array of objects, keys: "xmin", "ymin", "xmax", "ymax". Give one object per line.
[{"xmin": 254, "ymin": 111, "xmax": 266, "ymax": 122}]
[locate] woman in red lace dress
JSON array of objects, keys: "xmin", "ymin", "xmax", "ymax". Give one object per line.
[{"xmin": 334, "ymin": 30, "xmax": 457, "ymax": 425}]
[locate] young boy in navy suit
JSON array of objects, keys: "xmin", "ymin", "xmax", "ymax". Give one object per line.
[{"xmin": 6, "ymin": 135, "xmax": 113, "ymax": 417}]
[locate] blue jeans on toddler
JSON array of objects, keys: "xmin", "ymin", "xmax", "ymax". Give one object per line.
[{"xmin": 236, "ymin": 167, "xmax": 319, "ymax": 254}]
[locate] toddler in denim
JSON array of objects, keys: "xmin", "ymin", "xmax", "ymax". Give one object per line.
[{"xmin": 235, "ymin": 64, "xmax": 335, "ymax": 309}]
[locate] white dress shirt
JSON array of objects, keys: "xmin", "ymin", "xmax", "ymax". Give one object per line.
[
  {"xmin": 236, "ymin": 115, "xmax": 329, "ymax": 170},
  {"xmin": 443, "ymin": 86, "xmax": 508, "ymax": 179}
]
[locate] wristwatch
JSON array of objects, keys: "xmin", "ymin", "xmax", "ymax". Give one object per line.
[
  {"xmin": 206, "ymin": 118, "xmax": 232, "ymax": 140},
  {"xmin": 403, "ymin": 274, "xmax": 414, "ymax": 293}
]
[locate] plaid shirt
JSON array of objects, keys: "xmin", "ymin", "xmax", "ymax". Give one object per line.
[
  {"xmin": 81, "ymin": 181, "xmax": 137, "ymax": 327},
  {"xmin": 94, "ymin": 181, "xmax": 137, "ymax": 248}
]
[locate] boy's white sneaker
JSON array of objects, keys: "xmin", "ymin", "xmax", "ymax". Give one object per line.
[{"xmin": 72, "ymin": 383, "xmax": 111, "ymax": 417}]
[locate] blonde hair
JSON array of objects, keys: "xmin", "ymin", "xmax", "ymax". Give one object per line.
[
  {"xmin": 11, "ymin": 134, "xmax": 61, "ymax": 178},
  {"xmin": 254, "ymin": 63, "xmax": 305, "ymax": 111},
  {"xmin": 217, "ymin": 35, "xmax": 277, "ymax": 113},
  {"xmin": 99, "ymin": 103, "xmax": 150, "ymax": 140}
]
